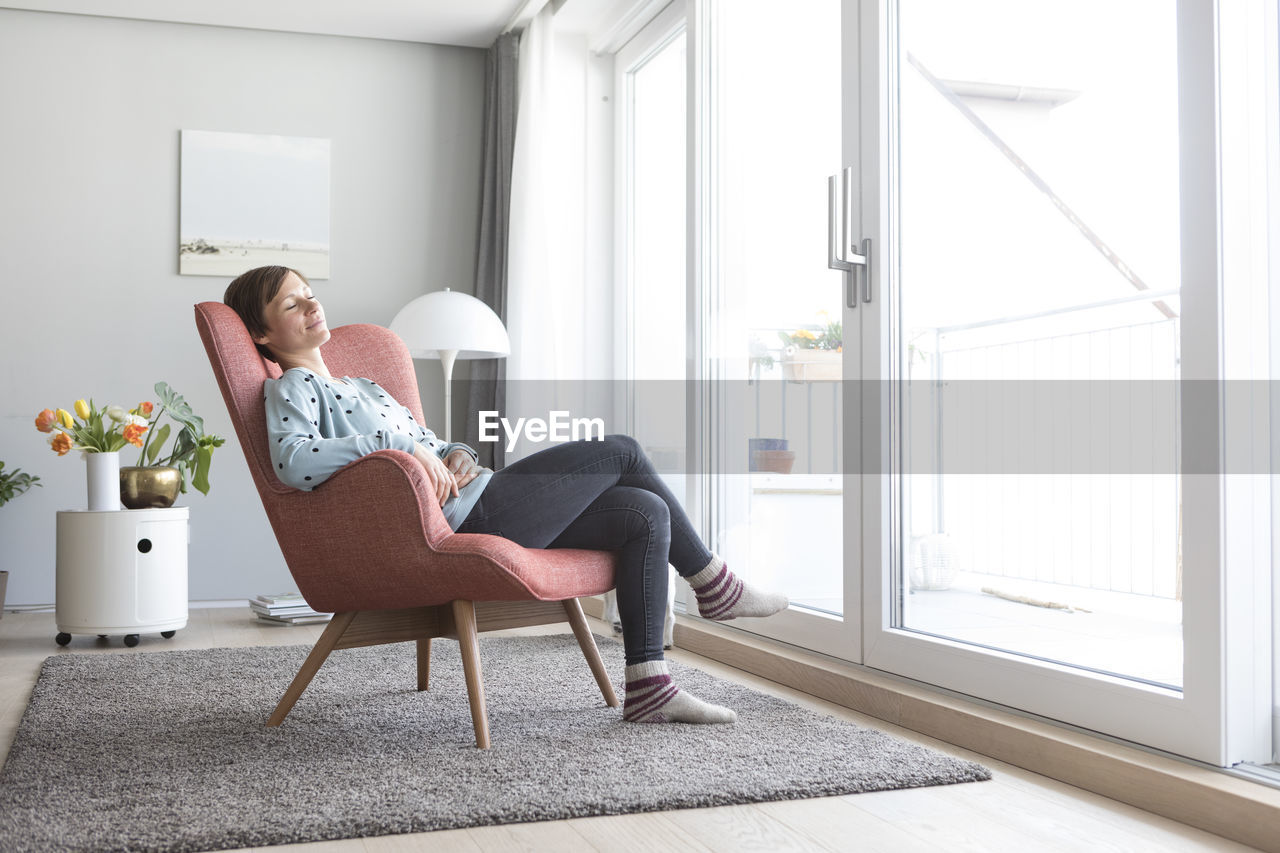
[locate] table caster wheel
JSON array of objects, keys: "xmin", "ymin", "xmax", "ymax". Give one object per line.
[
  {"xmin": 55, "ymin": 632, "xmax": 71, "ymax": 646},
  {"xmin": 161, "ymin": 631, "xmax": 175, "ymax": 639},
  {"xmin": 123, "ymin": 634, "xmax": 140, "ymax": 648}
]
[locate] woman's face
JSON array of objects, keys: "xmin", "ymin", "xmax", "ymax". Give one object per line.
[{"xmin": 254, "ymin": 272, "xmax": 330, "ymax": 360}]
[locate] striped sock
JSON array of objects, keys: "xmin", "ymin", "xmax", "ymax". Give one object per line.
[
  {"xmin": 623, "ymin": 660, "xmax": 736, "ymax": 724},
  {"xmin": 687, "ymin": 555, "xmax": 789, "ymax": 621}
]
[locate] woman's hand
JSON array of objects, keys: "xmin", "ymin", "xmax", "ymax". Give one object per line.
[
  {"xmin": 412, "ymin": 443, "xmax": 459, "ymax": 506},
  {"xmin": 445, "ymin": 448, "xmax": 486, "ymax": 489}
]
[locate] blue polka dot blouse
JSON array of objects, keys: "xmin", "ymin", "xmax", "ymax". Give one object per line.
[{"xmin": 263, "ymin": 368, "xmax": 489, "ymax": 529}]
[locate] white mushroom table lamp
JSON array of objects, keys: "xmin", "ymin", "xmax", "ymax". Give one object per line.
[{"xmin": 389, "ymin": 289, "xmax": 510, "ymax": 443}]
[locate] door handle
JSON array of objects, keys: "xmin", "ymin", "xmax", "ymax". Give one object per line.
[
  {"xmin": 828, "ymin": 172, "xmax": 856, "ymax": 309},
  {"xmin": 828, "ymin": 168, "xmax": 871, "ymax": 307},
  {"xmin": 852, "ymin": 237, "xmax": 871, "ymax": 304}
]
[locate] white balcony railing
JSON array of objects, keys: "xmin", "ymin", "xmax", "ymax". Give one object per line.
[
  {"xmin": 745, "ymin": 289, "xmax": 1182, "ymax": 603},
  {"xmin": 919, "ymin": 290, "xmax": 1182, "ymax": 600}
]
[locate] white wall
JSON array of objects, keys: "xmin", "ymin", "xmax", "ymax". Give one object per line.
[{"xmin": 0, "ymin": 9, "xmax": 485, "ymax": 605}]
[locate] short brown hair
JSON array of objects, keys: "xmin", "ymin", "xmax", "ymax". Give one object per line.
[{"xmin": 223, "ymin": 266, "xmax": 308, "ymax": 363}]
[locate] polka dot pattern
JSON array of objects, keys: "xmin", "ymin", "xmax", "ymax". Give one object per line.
[{"xmin": 261, "ymin": 368, "xmax": 485, "ymax": 524}]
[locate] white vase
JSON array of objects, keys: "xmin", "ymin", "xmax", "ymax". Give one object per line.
[{"xmin": 86, "ymin": 451, "xmax": 121, "ymax": 511}]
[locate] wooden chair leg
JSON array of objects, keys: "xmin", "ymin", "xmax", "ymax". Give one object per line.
[
  {"xmin": 416, "ymin": 638, "xmax": 431, "ymax": 691},
  {"xmin": 563, "ymin": 598, "xmax": 620, "ymax": 707},
  {"xmin": 451, "ymin": 599, "xmax": 490, "ymax": 749},
  {"xmin": 267, "ymin": 610, "xmax": 357, "ymax": 727}
]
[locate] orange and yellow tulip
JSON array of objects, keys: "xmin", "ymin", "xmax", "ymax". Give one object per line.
[
  {"xmin": 137, "ymin": 401, "xmax": 154, "ymax": 417},
  {"xmin": 50, "ymin": 433, "xmax": 73, "ymax": 456},
  {"xmin": 122, "ymin": 423, "xmax": 148, "ymax": 448},
  {"xmin": 34, "ymin": 409, "xmax": 56, "ymax": 433}
]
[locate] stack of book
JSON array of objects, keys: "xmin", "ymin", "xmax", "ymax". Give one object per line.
[{"xmin": 249, "ymin": 592, "xmax": 332, "ymax": 625}]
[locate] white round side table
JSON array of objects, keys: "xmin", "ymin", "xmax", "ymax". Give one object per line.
[{"xmin": 55, "ymin": 507, "xmax": 189, "ymax": 648}]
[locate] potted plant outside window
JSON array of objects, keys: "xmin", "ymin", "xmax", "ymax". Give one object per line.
[{"xmin": 779, "ymin": 316, "xmax": 842, "ymax": 383}]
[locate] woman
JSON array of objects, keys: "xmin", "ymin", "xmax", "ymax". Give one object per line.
[{"xmin": 224, "ymin": 265, "xmax": 788, "ymax": 724}]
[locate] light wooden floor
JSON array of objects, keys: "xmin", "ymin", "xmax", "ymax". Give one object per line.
[{"xmin": 0, "ymin": 607, "xmax": 1261, "ymax": 853}]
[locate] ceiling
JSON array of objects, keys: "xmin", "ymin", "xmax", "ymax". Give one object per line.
[{"xmin": 0, "ymin": 0, "xmax": 534, "ymax": 48}]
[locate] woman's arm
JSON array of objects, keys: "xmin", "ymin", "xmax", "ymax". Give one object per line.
[{"xmin": 439, "ymin": 441, "xmax": 479, "ymax": 462}]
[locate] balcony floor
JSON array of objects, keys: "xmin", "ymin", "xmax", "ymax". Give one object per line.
[{"xmin": 791, "ymin": 572, "xmax": 1182, "ymax": 688}]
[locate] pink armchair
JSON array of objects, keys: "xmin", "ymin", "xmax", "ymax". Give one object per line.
[{"xmin": 195, "ymin": 302, "xmax": 618, "ymax": 748}]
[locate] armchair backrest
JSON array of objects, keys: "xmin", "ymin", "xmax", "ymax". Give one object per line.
[{"xmin": 194, "ymin": 301, "xmax": 426, "ymax": 496}]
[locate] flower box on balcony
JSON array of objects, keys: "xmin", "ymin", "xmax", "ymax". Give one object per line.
[{"xmin": 782, "ymin": 349, "xmax": 842, "ymax": 383}]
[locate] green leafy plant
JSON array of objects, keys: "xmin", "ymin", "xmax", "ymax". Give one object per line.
[
  {"xmin": 0, "ymin": 462, "xmax": 41, "ymax": 509},
  {"xmin": 136, "ymin": 382, "xmax": 226, "ymax": 495}
]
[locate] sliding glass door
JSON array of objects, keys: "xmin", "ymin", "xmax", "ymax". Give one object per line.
[
  {"xmin": 856, "ymin": 0, "xmax": 1270, "ymax": 765},
  {"xmin": 687, "ymin": 0, "xmax": 857, "ymax": 657},
  {"xmin": 661, "ymin": 0, "xmax": 1272, "ymax": 766},
  {"xmin": 889, "ymin": 0, "xmax": 1183, "ymax": 686}
]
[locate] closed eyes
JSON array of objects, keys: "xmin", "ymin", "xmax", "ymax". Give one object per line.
[{"xmin": 282, "ymin": 292, "xmax": 315, "ymax": 311}]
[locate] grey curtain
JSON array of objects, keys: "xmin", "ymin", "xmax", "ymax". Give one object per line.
[{"xmin": 465, "ymin": 32, "xmax": 519, "ymax": 469}]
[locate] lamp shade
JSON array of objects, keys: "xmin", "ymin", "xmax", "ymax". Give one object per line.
[{"xmin": 388, "ymin": 289, "xmax": 510, "ymax": 360}]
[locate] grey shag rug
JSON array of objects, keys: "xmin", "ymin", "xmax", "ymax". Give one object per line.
[{"xmin": 0, "ymin": 635, "xmax": 989, "ymax": 852}]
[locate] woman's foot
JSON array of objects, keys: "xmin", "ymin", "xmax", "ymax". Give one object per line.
[
  {"xmin": 623, "ymin": 660, "xmax": 736, "ymax": 724},
  {"xmin": 687, "ymin": 555, "xmax": 788, "ymax": 621}
]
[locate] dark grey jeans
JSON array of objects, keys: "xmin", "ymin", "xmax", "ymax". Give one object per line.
[{"xmin": 457, "ymin": 434, "xmax": 712, "ymax": 665}]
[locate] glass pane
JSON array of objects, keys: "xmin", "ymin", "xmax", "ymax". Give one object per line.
[
  {"xmin": 711, "ymin": 0, "xmax": 843, "ymax": 615},
  {"xmin": 631, "ymin": 31, "xmax": 687, "ymax": 387},
  {"xmin": 894, "ymin": 0, "xmax": 1183, "ymax": 686},
  {"xmin": 627, "ymin": 32, "xmax": 690, "ymax": 487}
]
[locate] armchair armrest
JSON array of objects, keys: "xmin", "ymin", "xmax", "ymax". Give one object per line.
[
  {"xmin": 321, "ymin": 449, "xmax": 454, "ymax": 547},
  {"xmin": 265, "ymin": 450, "xmax": 517, "ymax": 611}
]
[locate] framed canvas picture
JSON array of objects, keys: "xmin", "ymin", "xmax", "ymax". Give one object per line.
[{"xmin": 180, "ymin": 130, "xmax": 331, "ymax": 278}]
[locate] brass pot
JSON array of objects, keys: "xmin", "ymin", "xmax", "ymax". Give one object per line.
[{"xmin": 119, "ymin": 466, "xmax": 181, "ymax": 509}]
